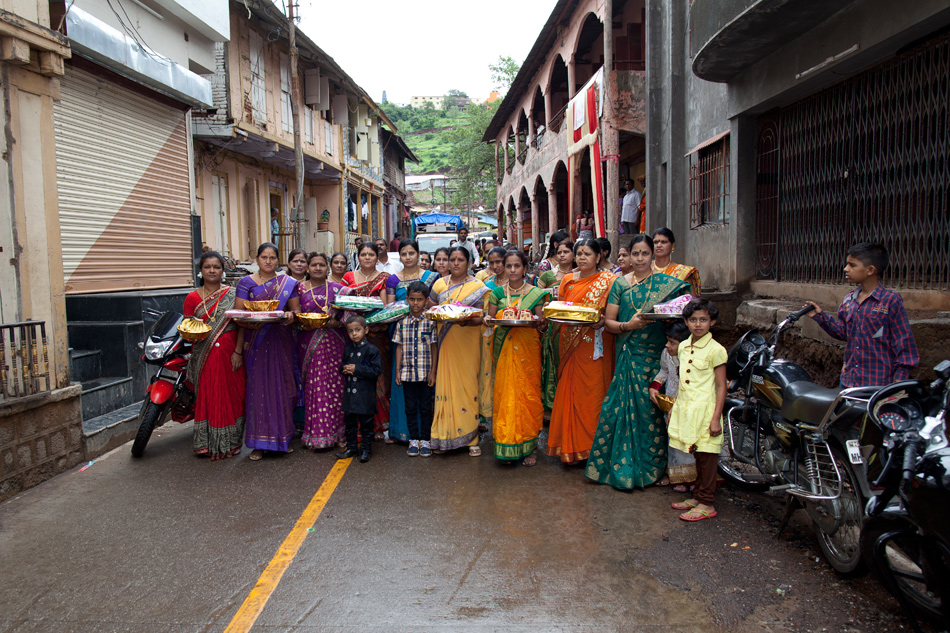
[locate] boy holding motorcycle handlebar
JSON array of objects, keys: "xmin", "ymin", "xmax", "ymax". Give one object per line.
[{"xmin": 803, "ymin": 242, "xmax": 918, "ymax": 388}]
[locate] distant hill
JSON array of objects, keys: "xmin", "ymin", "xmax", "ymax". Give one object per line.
[{"xmin": 380, "ymin": 100, "xmax": 470, "ymax": 174}]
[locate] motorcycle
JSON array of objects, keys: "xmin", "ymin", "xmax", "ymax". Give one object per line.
[
  {"xmin": 131, "ymin": 310, "xmax": 195, "ymax": 457},
  {"xmin": 719, "ymin": 305, "xmax": 881, "ymax": 574},
  {"xmin": 860, "ymin": 360, "xmax": 950, "ymax": 631}
]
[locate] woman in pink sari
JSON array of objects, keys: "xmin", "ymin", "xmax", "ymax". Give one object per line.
[
  {"xmin": 296, "ymin": 253, "xmax": 346, "ymax": 449},
  {"xmin": 235, "ymin": 243, "xmax": 301, "ymax": 461}
]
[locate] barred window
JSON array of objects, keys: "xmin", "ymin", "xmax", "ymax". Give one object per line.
[{"xmin": 689, "ymin": 137, "xmax": 730, "ymax": 227}]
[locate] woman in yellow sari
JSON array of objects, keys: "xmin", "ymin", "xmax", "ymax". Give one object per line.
[
  {"xmin": 429, "ymin": 246, "xmax": 490, "ymax": 456},
  {"xmin": 651, "ymin": 227, "xmax": 701, "ymax": 296},
  {"xmin": 547, "ymin": 238, "xmax": 618, "ymax": 464},
  {"xmin": 487, "ymin": 250, "xmax": 549, "ymax": 465}
]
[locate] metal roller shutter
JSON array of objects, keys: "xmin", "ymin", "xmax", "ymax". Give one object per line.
[{"xmin": 54, "ymin": 66, "xmax": 193, "ymax": 294}]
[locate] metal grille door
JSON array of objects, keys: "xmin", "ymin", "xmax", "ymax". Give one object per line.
[{"xmin": 755, "ymin": 31, "xmax": 950, "ymax": 290}]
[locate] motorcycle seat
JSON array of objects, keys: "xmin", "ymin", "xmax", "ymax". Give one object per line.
[{"xmin": 781, "ymin": 381, "xmax": 841, "ymax": 425}]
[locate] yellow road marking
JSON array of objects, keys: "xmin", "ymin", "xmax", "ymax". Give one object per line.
[{"xmin": 224, "ymin": 458, "xmax": 352, "ymax": 632}]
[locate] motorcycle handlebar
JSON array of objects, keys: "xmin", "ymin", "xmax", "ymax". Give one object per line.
[
  {"xmin": 787, "ymin": 305, "xmax": 814, "ymax": 323},
  {"xmin": 900, "ymin": 431, "xmax": 923, "ymax": 492}
]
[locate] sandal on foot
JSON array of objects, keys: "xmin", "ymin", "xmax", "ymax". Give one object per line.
[
  {"xmin": 672, "ymin": 484, "xmax": 694, "ymax": 493},
  {"xmin": 469, "ymin": 446, "xmax": 482, "ymax": 457},
  {"xmin": 679, "ymin": 508, "xmax": 717, "ymax": 522},
  {"xmin": 248, "ymin": 450, "xmax": 264, "ymax": 461},
  {"xmin": 656, "ymin": 477, "xmax": 670, "ymax": 487},
  {"xmin": 522, "ymin": 453, "xmax": 538, "ymax": 467},
  {"xmin": 671, "ymin": 500, "xmax": 698, "ymax": 510}
]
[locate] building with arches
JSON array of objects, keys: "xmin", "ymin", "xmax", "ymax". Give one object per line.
[{"xmin": 483, "ymin": 0, "xmax": 647, "ymax": 256}]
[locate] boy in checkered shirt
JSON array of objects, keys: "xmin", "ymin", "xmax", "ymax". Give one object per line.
[
  {"xmin": 804, "ymin": 242, "xmax": 918, "ymax": 388},
  {"xmin": 393, "ymin": 281, "xmax": 439, "ymax": 457}
]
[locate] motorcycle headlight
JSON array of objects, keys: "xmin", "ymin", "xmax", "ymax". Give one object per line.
[{"xmin": 144, "ymin": 339, "xmax": 174, "ymax": 361}]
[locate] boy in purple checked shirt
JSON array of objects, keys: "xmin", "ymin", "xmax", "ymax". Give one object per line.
[{"xmin": 803, "ymin": 242, "xmax": 918, "ymax": 388}]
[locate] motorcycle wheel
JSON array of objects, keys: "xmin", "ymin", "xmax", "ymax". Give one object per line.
[
  {"xmin": 717, "ymin": 407, "xmax": 771, "ymax": 492},
  {"xmin": 131, "ymin": 401, "xmax": 168, "ymax": 458},
  {"xmin": 861, "ymin": 515, "xmax": 946, "ymax": 626},
  {"xmin": 813, "ymin": 447, "xmax": 867, "ymax": 575}
]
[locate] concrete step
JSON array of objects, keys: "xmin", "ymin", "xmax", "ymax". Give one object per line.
[
  {"xmin": 80, "ymin": 376, "xmax": 135, "ymax": 421},
  {"xmin": 69, "ymin": 349, "xmax": 101, "ymax": 383},
  {"xmin": 82, "ymin": 400, "xmax": 144, "ymax": 458}
]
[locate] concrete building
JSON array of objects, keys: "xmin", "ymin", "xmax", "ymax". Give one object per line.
[
  {"xmin": 647, "ymin": 0, "xmax": 949, "ymax": 376},
  {"xmin": 193, "ymin": 0, "xmax": 403, "ymax": 265},
  {"xmin": 483, "ymin": 0, "xmax": 647, "ymax": 252},
  {"xmin": 411, "ymin": 95, "xmax": 445, "ymax": 109},
  {"xmin": 382, "ymin": 128, "xmax": 420, "ymax": 239},
  {"xmin": 0, "ymin": 0, "xmax": 75, "ymax": 501}
]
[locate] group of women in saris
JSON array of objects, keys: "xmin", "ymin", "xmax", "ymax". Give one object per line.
[{"xmin": 183, "ymin": 226, "xmax": 703, "ymax": 491}]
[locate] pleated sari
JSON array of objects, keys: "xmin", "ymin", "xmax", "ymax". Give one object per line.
[
  {"xmin": 546, "ymin": 271, "xmax": 617, "ymax": 463},
  {"xmin": 585, "ymin": 273, "xmax": 690, "ymax": 488},
  {"xmin": 487, "ymin": 285, "xmax": 549, "ymax": 460},
  {"xmin": 429, "ymin": 277, "xmax": 489, "ymax": 451}
]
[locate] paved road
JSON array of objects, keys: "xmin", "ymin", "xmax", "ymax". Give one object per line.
[{"xmin": 0, "ymin": 422, "xmax": 912, "ymax": 632}]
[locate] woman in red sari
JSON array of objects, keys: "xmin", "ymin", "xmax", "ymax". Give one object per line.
[
  {"xmin": 547, "ymin": 238, "xmax": 618, "ymax": 464},
  {"xmin": 183, "ymin": 251, "xmax": 246, "ymax": 459},
  {"xmin": 341, "ymin": 242, "xmax": 392, "ymax": 437}
]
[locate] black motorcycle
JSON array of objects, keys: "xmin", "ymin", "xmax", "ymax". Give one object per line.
[
  {"xmin": 719, "ymin": 306, "xmax": 880, "ymax": 573},
  {"xmin": 860, "ymin": 360, "xmax": 950, "ymax": 631}
]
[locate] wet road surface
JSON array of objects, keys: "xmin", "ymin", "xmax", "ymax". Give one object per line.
[{"xmin": 0, "ymin": 422, "xmax": 914, "ymax": 632}]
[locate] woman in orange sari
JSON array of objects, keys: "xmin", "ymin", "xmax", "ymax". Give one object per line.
[
  {"xmin": 486, "ymin": 250, "xmax": 549, "ymax": 465},
  {"xmin": 651, "ymin": 227, "xmax": 701, "ymax": 296},
  {"xmin": 341, "ymin": 243, "xmax": 392, "ymax": 437},
  {"xmin": 547, "ymin": 238, "xmax": 618, "ymax": 464}
]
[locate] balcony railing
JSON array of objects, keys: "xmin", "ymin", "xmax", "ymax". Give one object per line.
[{"xmin": 0, "ymin": 321, "xmax": 51, "ymax": 401}]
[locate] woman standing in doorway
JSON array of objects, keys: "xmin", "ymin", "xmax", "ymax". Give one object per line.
[
  {"xmin": 341, "ymin": 242, "xmax": 392, "ymax": 438},
  {"xmin": 385, "ymin": 239, "xmax": 438, "ymax": 444},
  {"xmin": 297, "ymin": 252, "xmax": 346, "ymax": 450},
  {"xmin": 429, "ymin": 246, "xmax": 489, "ymax": 456},
  {"xmin": 183, "ymin": 251, "xmax": 246, "ymax": 460},
  {"xmin": 235, "ymin": 243, "xmax": 301, "ymax": 460},
  {"xmin": 547, "ymin": 238, "xmax": 617, "ymax": 464}
]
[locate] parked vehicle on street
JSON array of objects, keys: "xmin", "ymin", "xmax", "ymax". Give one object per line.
[
  {"xmin": 860, "ymin": 360, "xmax": 950, "ymax": 631},
  {"xmin": 131, "ymin": 311, "xmax": 195, "ymax": 457},
  {"xmin": 719, "ymin": 306, "xmax": 880, "ymax": 574}
]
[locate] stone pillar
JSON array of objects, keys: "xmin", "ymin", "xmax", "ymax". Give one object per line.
[
  {"xmin": 567, "ymin": 56, "xmax": 577, "ymax": 98},
  {"xmin": 544, "ymin": 90, "xmax": 553, "ymax": 130},
  {"xmin": 527, "ymin": 113, "xmax": 535, "ymax": 151},
  {"xmin": 530, "ymin": 192, "xmax": 540, "ymax": 259},
  {"xmin": 547, "ymin": 182, "xmax": 559, "ymax": 234}
]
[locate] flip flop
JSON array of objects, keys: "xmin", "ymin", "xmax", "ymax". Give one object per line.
[
  {"xmin": 680, "ymin": 508, "xmax": 717, "ymax": 522},
  {"xmin": 671, "ymin": 500, "xmax": 698, "ymax": 510},
  {"xmin": 248, "ymin": 450, "xmax": 263, "ymax": 461},
  {"xmin": 522, "ymin": 453, "xmax": 538, "ymax": 467}
]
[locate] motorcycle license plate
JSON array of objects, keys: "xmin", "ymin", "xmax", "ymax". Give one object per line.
[{"xmin": 846, "ymin": 439, "xmax": 863, "ymax": 465}]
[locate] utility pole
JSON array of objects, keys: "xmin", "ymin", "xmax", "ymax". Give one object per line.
[
  {"xmin": 603, "ymin": 0, "xmax": 621, "ymax": 256},
  {"xmin": 288, "ymin": 0, "xmax": 305, "ymax": 249}
]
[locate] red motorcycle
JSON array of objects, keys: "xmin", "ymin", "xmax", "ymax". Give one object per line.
[{"xmin": 131, "ymin": 311, "xmax": 195, "ymax": 457}]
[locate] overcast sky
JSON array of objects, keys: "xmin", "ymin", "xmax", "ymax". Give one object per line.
[{"xmin": 294, "ymin": 0, "xmax": 556, "ymax": 105}]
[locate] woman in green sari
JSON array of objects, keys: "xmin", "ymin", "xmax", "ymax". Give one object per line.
[
  {"xmin": 536, "ymin": 240, "xmax": 574, "ymax": 411},
  {"xmin": 585, "ymin": 234, "xmax": 689, "ymax": 489}
]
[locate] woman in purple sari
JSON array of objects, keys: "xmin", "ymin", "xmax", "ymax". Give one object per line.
[
  {"xmin": 296, "ymin": 253, "xmax": 346, "ymax": 449},
  {"xmin": 235, "ymin": 243, "xmax": 301, "ymax": 461}
]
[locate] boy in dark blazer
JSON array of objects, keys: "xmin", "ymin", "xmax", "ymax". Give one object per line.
[{"xmin": 336, "ymin": 315, "xmax": 382, "ymax": 463}]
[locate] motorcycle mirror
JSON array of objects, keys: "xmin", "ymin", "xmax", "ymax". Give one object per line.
[{"xmin": 934, "ymin": 359, "xmax": 950, "ymax": 380}]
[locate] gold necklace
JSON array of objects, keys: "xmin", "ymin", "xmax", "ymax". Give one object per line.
[
  {"xmin": 450, "ymin": 276, "xmax": 470, "ymax": 302},
  {"xmin": 306, "ymin": 279, "xmax": 329, "ymax": 313},
  {"xmin": 198, "ymin": 286, "xmax": 223, "ymax": 323},
  {"xmin": 504, "ymin": 280, "xmax": 526, "ymax": 311},
  {"xmin": 632, "ymin": 273, "xmax": 657, "ymax": 314}
]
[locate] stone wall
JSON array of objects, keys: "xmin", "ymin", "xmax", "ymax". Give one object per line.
[{"xmin": 0, "ymin": 386, "xmax": 84, "ymax": 502}]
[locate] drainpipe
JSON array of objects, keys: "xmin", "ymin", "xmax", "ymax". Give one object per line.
[
  {"xmin": 603, "ymin": 0, "xmax": 621, "ymax": 256},
  {"xmin": 288, "ymin": 2, "xmax": 305, "ymax": 249}
]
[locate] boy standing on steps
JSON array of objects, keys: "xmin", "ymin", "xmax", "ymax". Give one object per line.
[
  {"xmin": 804, "ymin": 242, "xmax": 918, "ymax": 388},
  {"xmin": 337, "ymin": 316, "xmax": 382, "ymax": 463},
  {"xmin": 392, "ymin": 282, "xmax": 438, "ymax": 457}
]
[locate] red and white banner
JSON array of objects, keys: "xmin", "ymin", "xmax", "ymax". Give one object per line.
[{"xmin": 567, "ymin": 68, "xmax": 605, "ymax": 238}]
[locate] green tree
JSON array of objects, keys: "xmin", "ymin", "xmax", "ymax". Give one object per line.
[
  {"xmin": 445, "ymin": 100, "xmax": 501, "ymax": 211},
  {"xmin": 489, "ymin": 55, "xmax": 521, "ymax": 94}
]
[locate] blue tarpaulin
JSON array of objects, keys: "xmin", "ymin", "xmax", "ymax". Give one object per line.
[{"xmin": 413, "ymin": 213, "xmax": 463, "ymax": 230}]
